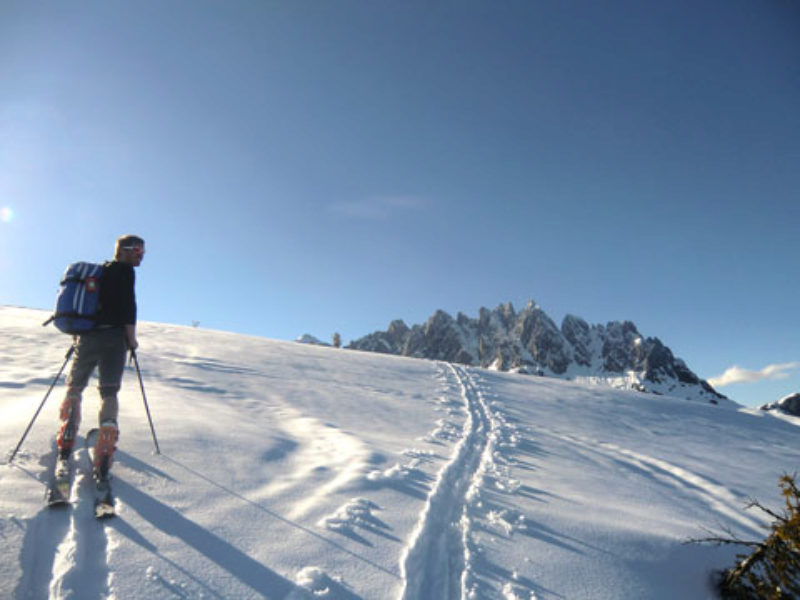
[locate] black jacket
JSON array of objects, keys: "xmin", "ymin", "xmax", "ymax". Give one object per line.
[{"xmin": 96, "ymin": 261, "xmax": 136, "ymax": 327}]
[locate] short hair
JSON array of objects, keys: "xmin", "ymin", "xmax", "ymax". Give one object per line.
[{"xmin": 115, "ymin": 234, "xmax": 145, "ymax": 259}]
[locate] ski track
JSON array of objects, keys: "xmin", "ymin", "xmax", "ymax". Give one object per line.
[
  {"xmin": 15, "ymin": 506, "xmax": 70, "ymax": 600},
  {"xmin": 400, "ymin": 363, "xmax": 521, "ymax": 600},
  {"xmin": 46, "ymin": 454, "xmax": 114, "ymax": 600},
  {"xmin": 13, "ymin": 446, "xmax": 114, "ymax": 600}
]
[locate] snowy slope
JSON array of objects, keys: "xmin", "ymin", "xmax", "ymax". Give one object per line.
[{"xmin": 1, "ymin": 306, "xmax": 798, "ymax": 600}]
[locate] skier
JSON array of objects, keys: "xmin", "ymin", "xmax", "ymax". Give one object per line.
[{"xmin": 56, "ymin": 234, "xmax": 145, "ymax": 480}]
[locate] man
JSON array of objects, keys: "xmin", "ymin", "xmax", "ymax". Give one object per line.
[{"xmin": 56, "ymin": 234, "xmax": 145, "ymax": 479}]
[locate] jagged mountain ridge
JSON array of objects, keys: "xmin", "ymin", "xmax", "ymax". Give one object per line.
[{"xmin": 348, "ymin": 301, "xmax": 726, "ymax": 404}]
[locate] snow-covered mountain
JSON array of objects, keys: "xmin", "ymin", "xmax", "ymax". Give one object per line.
[
  {"xmin": 296, "ymin": 334, "xmax": 331, "ymax": 347},
  {"xmin": 761, "ymin": 392, "xmax": 800, "ymax": 417},
  {"xmin": 2, "ymin": 306, "xmax": 798, "ymax": 600},
  {"xmin": 349, "ymin": 301, "xmax": 726, "ymax": 404}
]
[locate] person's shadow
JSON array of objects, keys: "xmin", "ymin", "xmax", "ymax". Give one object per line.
[{"xmin": 112, "ymin": 478, "xmax": 296, "ymax": 598}]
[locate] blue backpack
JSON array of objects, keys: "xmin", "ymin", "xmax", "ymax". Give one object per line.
[{"xmin": 44, "ymin": 262, "xmax": 106, "ymax": 334}]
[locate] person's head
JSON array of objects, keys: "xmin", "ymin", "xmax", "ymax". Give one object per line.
[{"xmin": 115, "ymin": 234, "xmax": 145, "ymax": 266}]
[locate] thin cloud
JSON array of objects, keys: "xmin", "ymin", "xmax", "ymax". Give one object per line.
[
  {"xmin": 708, "ymin": 362, "xmax": 800, "ymax": 387},
  {"xmin": 330, "ymin": 195, "xmax": 429, "ymax": 219}
]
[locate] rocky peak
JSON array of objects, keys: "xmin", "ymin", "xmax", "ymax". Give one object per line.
[
  {"xmin": 760, "ymin": 392, "xmax": 800, "ymax": 417},
  {"xmin": 562, "ymin": 315, "xmax": 592, "ymax": 367},
  {"xmin": 348, "ymin": 300, "xmax": 726, "ymax": 404}
]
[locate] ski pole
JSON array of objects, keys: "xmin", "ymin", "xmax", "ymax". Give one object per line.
[
  {"xmin": 131, "ymin": 350, "xmax": 160, "ymax": 454},
  {"xmin": 8, "ymin": 345, "xmax": 75, "ymax": 464}
]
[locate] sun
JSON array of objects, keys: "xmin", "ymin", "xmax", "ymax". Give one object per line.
[{"xmin": 0, "ymin": 207, "xmax": 14, "ymax": 223}]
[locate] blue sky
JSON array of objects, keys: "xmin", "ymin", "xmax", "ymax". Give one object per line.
[{"xmin": 1, "ymin": 1, "xmax": 798, "ymax": 407}]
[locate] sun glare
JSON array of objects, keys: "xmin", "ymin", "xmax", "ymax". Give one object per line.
[{"xmin": 1, "ymin": 207, "xmax": 14, "ymax": 223}]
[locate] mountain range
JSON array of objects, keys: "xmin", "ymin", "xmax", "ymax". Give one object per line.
[{"xmin": 348, "ymin": 300, "xmax": 727, "ymax": 404}]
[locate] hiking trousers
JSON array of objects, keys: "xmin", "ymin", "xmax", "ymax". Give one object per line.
[{"xmin": 65, "ymin": 326, "xmax": 127, "ymax": 424}]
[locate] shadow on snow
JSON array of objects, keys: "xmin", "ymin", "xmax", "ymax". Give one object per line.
[{"xmin": 114, "ymin": 478, "xmax": 296, "ymax": 599}]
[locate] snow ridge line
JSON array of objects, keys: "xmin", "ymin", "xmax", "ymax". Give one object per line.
[{"xmin": 398, "ymin": 363, "xmax": 491, "ymax": 600}]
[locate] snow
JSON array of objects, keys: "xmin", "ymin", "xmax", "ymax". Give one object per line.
[{"xmin": 1, "ymin": 306, "xmax": 798, "ymax": 599}]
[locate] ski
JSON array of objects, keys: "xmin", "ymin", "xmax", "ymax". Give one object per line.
[
  {"xmin": 93, "ymin": 478, "xmax": 115, "ymax": 519},
  {"xmin": 45, "ymin": 454, "xmax": 72, "ymax": 507},
  {"xmin": 85, "ymin": 428, "xmax": 116, "ymax": 519}
]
